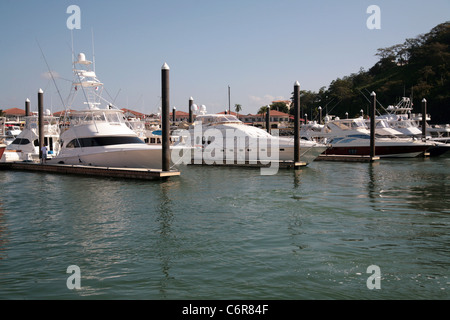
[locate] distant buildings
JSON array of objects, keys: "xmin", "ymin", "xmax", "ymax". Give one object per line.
[
  {"xmin": 2, "ymin": 108, "xmax": 26, "ymax": 123},
  {"xmin": 1, "ymin": 104, "xmax": 298, "ymax": 130}
]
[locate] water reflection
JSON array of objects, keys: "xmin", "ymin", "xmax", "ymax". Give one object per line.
[
  {"xmin": 367, "ymin": 162, "xmax": 378, "ymax": 203},
  {"xmin": 155, "ymin": 180, "xmax": 176, "ymax": 298},
  {"xmin": 293, "ymin": 169, "xmax": 302, "ymax": 189},
  {"xmin": 0, "ymin": 199, "xmax": 8, "ymax": 260}
]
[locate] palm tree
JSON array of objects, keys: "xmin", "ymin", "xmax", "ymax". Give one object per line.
[
  {"xmin": 257, "ymin": 106, "xmax": 269, "ymax": 114},
  {"xmin": 234, "ymin": 104, "xmax": 242, "ymax": 115}
]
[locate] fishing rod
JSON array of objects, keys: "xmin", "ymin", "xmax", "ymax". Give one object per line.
[{"xmin": 37, "ymin": 39, "xmax": 67, "ymax": 111}]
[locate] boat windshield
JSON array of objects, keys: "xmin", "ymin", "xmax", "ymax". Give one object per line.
[
  {"xmin": 69, "ymin": 110, "xmax": 125, "ymax": 126},
  {"xmin": 197, "ymin": 115, "xmax": 242, "ymax": 125},
  {"xmin": 328, "ymin": 119, "xmax": 367, "ymax": 131}
]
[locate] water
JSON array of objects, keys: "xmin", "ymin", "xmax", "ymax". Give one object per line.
[{"xmin": 0, "ymin": 156, "xmax": 449, "ymax": 300}]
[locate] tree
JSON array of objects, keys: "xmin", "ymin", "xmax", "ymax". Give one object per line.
[
  {"xmin": 270, "ymin": 102, "xmax": 289, "ymax": 114},
  {"xmin": 257, "ymin": 106, "xmax": 269, "ymax": 114},
  {"xmin": 234, "ymin": 104, "xmax": 242, "ymax": 115}
]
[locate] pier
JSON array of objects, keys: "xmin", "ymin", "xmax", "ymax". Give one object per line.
[
  {"xmin": 0, "ymin": 162, "xmax": 180, "ymax": 180},
  {"xmin": 188, "ymin": 160, "xmax": 307, "ymax": 169},
  {"xmin": 316, "ymin": 155, "xmax": 380, "ymax": 162}
]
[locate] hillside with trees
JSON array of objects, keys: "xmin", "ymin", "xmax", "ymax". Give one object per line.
[{"xmin": 287, "ymin": 22, "xmax": 450, "ymax": 124}]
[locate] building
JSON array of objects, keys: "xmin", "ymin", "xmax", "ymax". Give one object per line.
[
  {"xmin": 170, "ymin": 110, "xmax": 191, "ymax": 122},
  {"xmin": 121, "ymin": 108, "xmax": 147, "ymax": 119},
  {"xmin": 219, "ymin": 110, "xmax": 291, "ymax": 128},
  {"xmin": 2, "ymin": 107, "xmax": 26, "ymax": 123}
]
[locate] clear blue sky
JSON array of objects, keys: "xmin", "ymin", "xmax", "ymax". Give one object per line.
[{"xmin": 0, "ymin": 0, "xmax": 449, "ymax": 115}]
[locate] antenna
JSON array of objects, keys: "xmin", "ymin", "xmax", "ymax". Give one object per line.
[
  {"xmin": 91, "ymin": 28, "xmax": 96, "ymax": 73},
  {"xmin": 71, "ymin": 30, "xmax": 75, "ymax": 65}
]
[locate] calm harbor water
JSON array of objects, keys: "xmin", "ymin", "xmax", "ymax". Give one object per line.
[{"xmin": 0, "ymin": 156, "xmax": 449, "ymax": 300}]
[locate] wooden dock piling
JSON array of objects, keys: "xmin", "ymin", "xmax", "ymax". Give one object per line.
[{"xmin": 161, "ymin": 63, "xmax": 171, "ymax": 172}]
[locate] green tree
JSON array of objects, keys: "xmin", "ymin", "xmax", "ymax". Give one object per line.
[
  {"xmin": 257, "ymin": 106, "xmax": 269, "ymax": 114},
  {"xmin": 270, "ymin": 102, "xmax": 289, "ymax": 113},
  {"xmin": 234, "ymin": 104, "xmax": 242, "ymax": 115}
]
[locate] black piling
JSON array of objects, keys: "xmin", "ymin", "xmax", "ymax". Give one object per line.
[
  {"xmin": 189, "ymin": 97, "xmax": 193, "ymax": 123},
  {"xmin": 38, "ymin": 89, "xmax": 44, "ymax": 161},
  {"xmin": 25, "ymin": 98, "xmax": 30, "ymax": 117},
  {"xmin": 161, "ymin": 63, "xmax": 170, "ymax": 172},
  {"xmin": 370, "ymin": 91, "xmax": 376, "ymax": 159},
  {"xmin": 294, "ymin": 81, "xmax": 300, "ymax": 164},
  {"xmin": 266, "ymin": 106, "xmax": 271, "ymax": 134},
  {"xmin": 422, "ymin": 98, "xmax": 427, "ymax": 140}
]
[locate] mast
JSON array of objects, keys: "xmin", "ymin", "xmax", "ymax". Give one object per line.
[{"xmin": 228, "ymin": 85, "xmax": 231, "ymax": 114}]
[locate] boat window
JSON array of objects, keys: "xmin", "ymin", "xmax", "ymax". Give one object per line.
[
  {"xmin": 66, "ymin": 136, "xmax": 145, "ymax": 148},
  {"xmin": 66, "ymin": 139, "xmax": 81, "ymax": 148},
  {"xmin": 105, "ymin": 112, "xmax": 123, "ymax": 124},
  {"xmin": 93, "ymin": 113, "xmax": 107, "ymax": 122},
  {"xmin": 11, "ymin": 138, "xmax": 31, "ymax": 145},
  {"xmin": 348, "ymin": 134, "xmax": 370, "ymax": 139}
]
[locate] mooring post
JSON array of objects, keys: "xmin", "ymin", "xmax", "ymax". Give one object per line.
[
  {"xmin": 421, "ymin": 98, "xmax": 427, "ymax": 140},
  {"xmin": 25, "ymin": 98, "xmax": 30, "ymax": 117},
  {"xmin": 189, "ymin": 97, "xmax": 193, "ymax": 123},
  {"xmin": 318, "ymin": 106, "xmax": 322, "ymax": 125},
  {"xmin": 161, "ymin": 63, "xmax": 170, "ymax": 172},
  {"xmin": 370, "ymin": 91, "xmax": 376, "ymax": 159},
  {"xmin": 266, "ymin": 106, "xmax": 271, "ymax": 134},
  {"xmin": 38, "ymin": 89, "xmax": 44, "ymax": 162},
  {"xmin": 294, "ymin": 81, "xmax": 300, "ymax": 164}
]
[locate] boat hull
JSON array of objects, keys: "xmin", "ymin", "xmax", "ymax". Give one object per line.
[
  {"xmin": 192, "ymin": 144, "xmax": 328, "ymax": 165},
  {"xmin": 47, "ymin": 144, "xmax": 187, "ymax": 169},
  {"xmin": 324, "ymin": 145, "xmax": 429, "ymax": 158},
  {"xmin": 0, "ymin": 145, "xmax": 6, "ymax": 160}
]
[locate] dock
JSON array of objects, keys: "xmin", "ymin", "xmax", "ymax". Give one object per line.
[
  {"xmin": 0, "ymin": 162, "xmax": 180, "ymax": 180},
  {"xmin": 188, "ymin": 160, "xmax": 307, "ymax": 169},
  {"xmin": 316, "ymin": 155, "xmax": 380, "ymax": 162}
]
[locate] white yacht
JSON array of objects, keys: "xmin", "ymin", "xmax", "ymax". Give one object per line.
[
  {"xmin": 378, "ymin": 97, "xmax": 450, "ymax": 156},
  {"xmin": 187, "ymin": 111, "xmax": 328, "ymax": 165},
  {"xmin": 308, "ymin": 117, "xmax": 434, "ymax": 158},
  {"xmin": 1, "ymin": 112, "xmax": 60, "ymax": 162},
  {"xmin": 47, "ymin": 53, "xmax": 185, "ymax": 169},
  {"xmin": 3, "ymin": 124, "xmax": 22, "ymax": 145}
]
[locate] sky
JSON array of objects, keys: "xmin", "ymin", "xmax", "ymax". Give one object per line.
[{"xmin": 0, "ymin": 0, "xmax": 449, "ymax": 115}]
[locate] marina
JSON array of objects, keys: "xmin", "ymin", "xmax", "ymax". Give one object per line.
[{"xmin": 0, "ymin": 2, "xmax": 449, "ymax": 306}]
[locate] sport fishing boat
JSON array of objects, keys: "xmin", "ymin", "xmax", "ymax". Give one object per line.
[
  {"xmin": 187, "ymin": 109, "xmax": 328, "ymax": 165},
  {"xmin": 310, "ymin": 117, "xmax": 434, "ymax": 158},
  {"xmin": 47, "ymin": 53, "xmax": 186, "ymax": 169},
  {"xmin": 1, "ymin": 112, "xmax": 60, "ymax": 162}
]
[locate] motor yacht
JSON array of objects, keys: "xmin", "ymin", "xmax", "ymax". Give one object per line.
[
  {"xmin": 378, "ymin": 97, "xmax": 450, "ymax": 156},
  {"xmin": 3, "ymin": 124, "xmax": 22, "ymax": 146},
  {"xmin": 186, "ymin": 110, "xmax": 328, "ymax": 165},
  {"xmin": 310, "ymin": 117, "xmax": 434, "ymax": 158}
]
